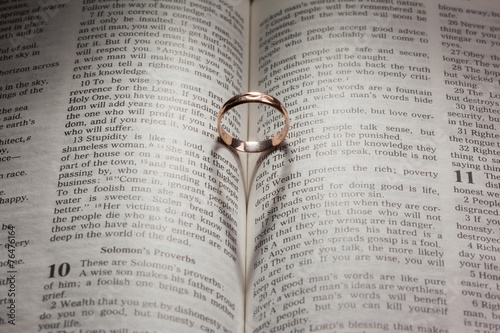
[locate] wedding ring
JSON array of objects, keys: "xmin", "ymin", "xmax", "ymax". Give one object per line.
[{"xmin": 217, "ymin": 92, "xmax": 289, "ymax": 153}]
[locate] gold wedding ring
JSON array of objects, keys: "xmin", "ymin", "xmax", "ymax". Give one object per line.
[{"xmin": 217, "ymin": 92, "xmax": 289, "ymax": 153}]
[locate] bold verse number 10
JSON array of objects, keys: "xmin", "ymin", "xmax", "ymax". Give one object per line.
[{"xmin": 48, "ymin": 263, "xmax": 71, "ymax": 278}]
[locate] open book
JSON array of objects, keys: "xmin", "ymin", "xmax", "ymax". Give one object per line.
[{"xmin": 2, "ymin": 0, "xmax": 500, "ymax": 331}]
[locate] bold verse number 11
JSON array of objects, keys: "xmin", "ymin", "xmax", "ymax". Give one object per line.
[{"xmin": 455, "ymin": 170, "xmax": 474, "ymax": 184}]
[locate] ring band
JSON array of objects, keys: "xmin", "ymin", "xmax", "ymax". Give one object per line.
[{"xmin": 217, "ymin": 92, "xmax": 289, "ymax": 153}]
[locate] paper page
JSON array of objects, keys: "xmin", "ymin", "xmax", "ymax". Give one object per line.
[
  {"xmin": 246, "ymin": 0, "xmax": 500, "ymax": 332},
  {"xmin": 0, "ymin": 0, "xmax": 249, "ymax": 331}
]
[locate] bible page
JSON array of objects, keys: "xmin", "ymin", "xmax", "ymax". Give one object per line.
[
  {"xmin": 0, "ymin": 0, "xmax": 249, "ymax": 332},
  {"xmin": 246, "ymin": 0, "xmax": 500, "ymax": 332}
]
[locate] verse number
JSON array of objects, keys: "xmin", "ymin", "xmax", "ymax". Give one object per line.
[
  {"xmin": 455, "ymin": 170, "xmax": 474, "ymax": 184},
  {"xmin": 48, "ymin": 263, "xmax": 71, "ymax": 278}
]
